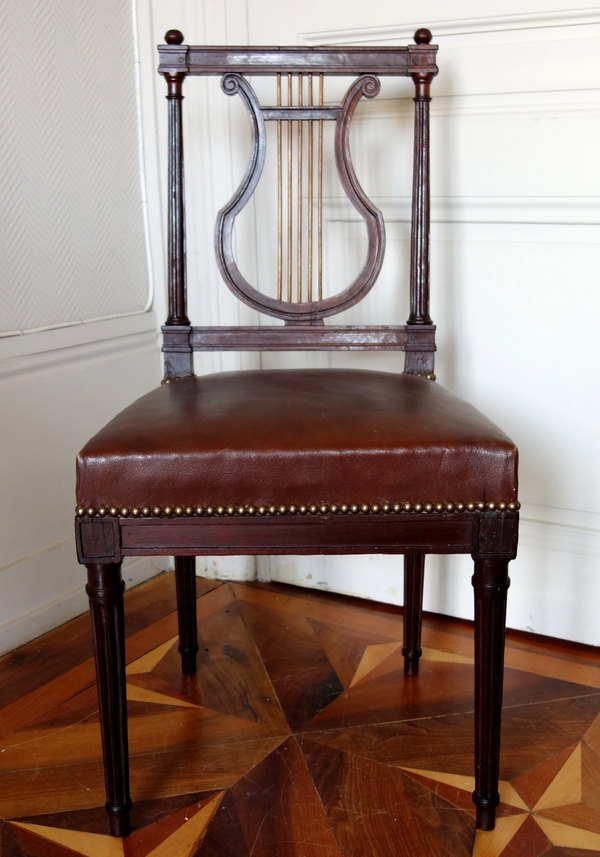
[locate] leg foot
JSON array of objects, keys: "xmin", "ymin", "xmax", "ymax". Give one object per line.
[
  {"xmin": 107, "ymin": 802, "xmax": 132, "ymax": 837},
  {"xmin": 403, "ymin": 554, "xmax": 425, "ymax": 676},
  {"xmin": 474, "ymin": 796, "xmax": 499, "ymax": 831},
  {"xmin": 86, "ymin": 563, "xmax": 131, "ymax": 837},
  {"xmin": 472, "ymin": 557, "xmax": 510, "ymax": 831},
  {"xmin": 175, "ymin": 556, "xmax": 198, "ymax": 675}
]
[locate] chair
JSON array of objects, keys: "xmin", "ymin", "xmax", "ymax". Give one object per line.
[{"xmin": 75, "ymin": 28, "xmax": 519, "ymax": 838}]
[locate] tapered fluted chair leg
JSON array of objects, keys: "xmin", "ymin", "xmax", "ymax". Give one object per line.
[
  {"xmin": 472, "ymin": 557, "xmax": 510, "ymax": 831},
  {"xmin": 86, "ymin": 562, "xmax": 131, "ymax": 837},
  {"xmin": 403, "ymin": 554, "xmax": 425, "ymax": 676}
]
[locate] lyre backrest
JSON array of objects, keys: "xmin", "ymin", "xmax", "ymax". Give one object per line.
[
  {"xmin": 216, "ymin": 72, "xmax": 384, "ymax": 323},
  {"xmin": 157, "ymin": 29, "xmax": 439, "ymax": 379}
]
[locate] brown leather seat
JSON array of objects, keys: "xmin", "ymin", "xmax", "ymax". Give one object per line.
[{"xmin": 77, "ymin": 370, "xmax": 517, "ymax": 512}]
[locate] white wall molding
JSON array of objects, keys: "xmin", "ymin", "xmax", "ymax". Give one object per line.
[
  {"xmin": 0, "ymin": 311, "xmax": 158, "ymax": 358},
  {"xmin": 359, "ymin": 92, "xmax": 600, "ymax": 121},
  {"xmin": 0, "ymin": 324, "xmax": 159, "ymax": 382},
  {"xmin": 519, "ymin": 515, "xmax": 600, "ymax": 558},
  {"xmin": 324, "ymin": 196, "xmax": 600, "ymax": 226},
  {"xmin": 302, "ymin": 8, "xmax": 600, "ymax": 46},
  {"xmin": 0, "ymin": 535, "xmax": 74, "ymax": 577},
  {"xmin": 430, "ymin": 95, "xmax": 600, "ymax": 119},
  {"xmin": 521, "ymin": 502, "xmax": 600, "ymax": 530}
]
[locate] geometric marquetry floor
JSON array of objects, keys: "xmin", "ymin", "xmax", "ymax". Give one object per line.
[{"xmin": 1, "ymin": 574, "xmax": 600, "ymax": 856}]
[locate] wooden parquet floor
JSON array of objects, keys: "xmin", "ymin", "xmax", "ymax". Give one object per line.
[{"xmin": 1, "ymin": 574, "xmax": 600, "ymax": 856}]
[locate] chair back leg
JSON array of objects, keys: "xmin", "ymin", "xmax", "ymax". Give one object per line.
[
  {"xmin": 403, "ymin": 554, "xmax": 425, "ymax": 676},
  {"xmin": 175, "ymin": 556, "xmax": 199, "ymax": 674},
  {"xmin": 86, "ymin": 562, "xmax": 131, "ymax": 837}
]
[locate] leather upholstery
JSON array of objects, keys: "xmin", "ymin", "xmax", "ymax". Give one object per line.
[{"xmin": 77, "ymin": 369, "xmax": 517, "ymax": 509}]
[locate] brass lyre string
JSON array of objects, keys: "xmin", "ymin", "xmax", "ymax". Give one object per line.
[
  {"xmin": 318, "ymin": 74, "xmax": 324, "ymax": 301},
  {"xmin": 297, "ymin": 74, "xmax": 303, "ymax": 302},
  {"xmin": 277, "ymin": 74, "xmax": 282, "ymax": 301},
  {"xmin": 287, "ymin": 74, "xmax": 293, "ymax": 303}
]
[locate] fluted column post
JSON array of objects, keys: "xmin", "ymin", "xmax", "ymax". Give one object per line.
[
  {"xmin": 162, "ymin": 30, "xmax": 193, "ymax": 379},
  {"xmin": 165, "ymin": 51, "xmax": 188, "ymax": 326},
  {"xmin": 408, "ymin": 30, "xmax": 433, "ymax": 325},
  {"xmin": 86, "ymin": 562, "xmax": 131, "ymax": 837}
]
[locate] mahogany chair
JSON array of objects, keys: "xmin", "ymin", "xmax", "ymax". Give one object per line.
[{"xmin": 75, "ymin": 28, "xmax": 519, "ymax": 838}]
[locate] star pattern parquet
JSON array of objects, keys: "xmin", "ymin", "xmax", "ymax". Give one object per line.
[{"xmin": 1, "ymin": 573, "xmax": 600, "ymax": 855}]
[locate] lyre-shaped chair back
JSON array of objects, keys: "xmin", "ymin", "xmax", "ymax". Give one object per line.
[
  {"xmin": 216, "ymin": 72, "xmax": 384, "ymax": 321},
  {"xmin": 158, "ymin": 30, "xmax": 438, "ymax": 375}
]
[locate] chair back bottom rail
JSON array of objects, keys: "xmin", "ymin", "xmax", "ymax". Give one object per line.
[{"xmin": 184, "ymin": 324, "xmax": 437, "ymax": 351}]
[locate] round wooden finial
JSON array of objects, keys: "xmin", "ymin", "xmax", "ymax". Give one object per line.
[
  {"xmin": 165, "ymin": 29, "xmax": 184, "ymax": 45},
  {"xmin": 413, "ymin": 28, "xmax": 432, "ymax": 44}
]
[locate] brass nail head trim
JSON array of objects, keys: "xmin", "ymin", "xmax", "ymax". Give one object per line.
[
  {"xmin": 78, "ymin": 500, "xmax": 520, "ymax": 519},
  {"xmin": 161, "ymin": 374, "xmax": 195, "ymax": 385}
]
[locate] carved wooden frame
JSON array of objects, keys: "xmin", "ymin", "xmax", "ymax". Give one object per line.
[{"xmin": 159, "ymin": 30, "xmax": 439, "ymax": 378}]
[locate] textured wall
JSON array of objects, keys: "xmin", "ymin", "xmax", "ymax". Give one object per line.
[
  {"xmin": 0, "ymin": 0, "xmax": 163, "ymax": 655},
  {"xmin": 1, "ymin": 0, "xmax": 149, "ymax": 333}
]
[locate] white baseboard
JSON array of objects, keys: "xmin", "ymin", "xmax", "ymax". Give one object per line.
[
  {"xmin": 197, "ymin": 555, "xmax": 257, "ymax": 582},
  {"xmin": 302, "ymin": 9, "xmax": 600, "ymax": 46},
  {"xmin": 420, "ymin": 508, "xmax": 600, "ymax": 644},
  {"xmin": 262, "ymin": 506, "xmax": 600, "ymax": 647}
]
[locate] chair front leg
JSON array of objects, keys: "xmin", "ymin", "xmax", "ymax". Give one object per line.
[
  {"xmin": 402, "ymin": 553, "xmax": 425, "ymax": 675},
  {"xmin": 175, "ymin": 555, "xmax": 199, "ymax": 674},
  {"xmin": 86, "ymin": 562, "xmax": 131, "ymax": 837},
  {"xmin": 472, "ymin": 557, "xmax": 510, "ymax": 831}
]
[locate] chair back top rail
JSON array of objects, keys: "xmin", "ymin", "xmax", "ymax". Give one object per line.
[{"xmin": 158, "ymin": 44, "xmax": 438, "ymax": 77}]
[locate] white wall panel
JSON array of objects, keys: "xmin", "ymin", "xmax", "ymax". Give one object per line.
[
  {"xmin": 147, "ymin": 0, "xmax": 260, "ymax": 376},
  {"xmin": 143, "ymin": 1, "xmax": 600, "ymax": 644},
  {"xmin": 142, "ymin": 0, "xmax": 261, "ymax": 580},
  {"xmin": 0, "ymin": 316, "xmax": 164, "ymax": 654}
]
